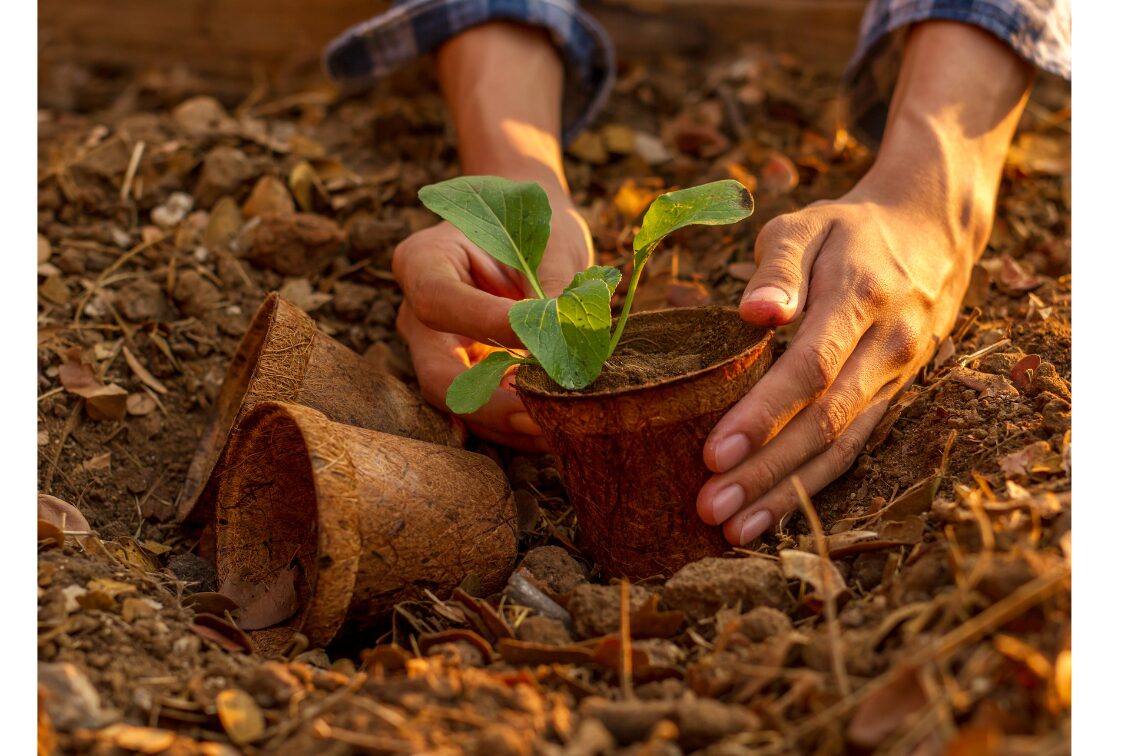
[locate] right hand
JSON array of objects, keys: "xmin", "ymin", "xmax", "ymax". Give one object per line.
[{"xmin": 392, "ymin": 198, "xmax": 593, "ymax": 451}]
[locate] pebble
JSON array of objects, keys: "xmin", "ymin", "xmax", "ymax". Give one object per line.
[
  {"xmin": 242, "ymin": 175, "xmax": 295, "ymax": 218},
  {"xmin": 663, "ymin": 556, "xmax": 791, "ymax": 619},
  {"xmin": 195, "ymin": 146, "xmax": 255, "ymax": 208}
]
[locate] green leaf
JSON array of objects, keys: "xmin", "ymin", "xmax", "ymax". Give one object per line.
[
  {"xmin": 509, "ymin": 278, "xmax": 614, "ymax": 390},
  {"xmin": 566, "ymin": 265, "xmax": 622, "ymax": 297},
  {"xmin": 419, "ymin": 176, "xmax": 551, "ymax": 295},
  {"xmin": 446, "ymin": 351, "xmax": 526, "ymax": 414},
  {"xmin": 632, "ymin": 179, "xmax": 754, "ymax": 265}
]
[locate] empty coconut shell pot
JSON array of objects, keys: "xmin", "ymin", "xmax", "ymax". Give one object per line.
[
  {"xmin": 213, "ymin": 401, "xmax": 517, "ymax": 650},
  {"xmin": 516, "ymin": 306, "xmax": 773, "ymax": 581},
  {"xmin": 178, "ymin": 292, "xmax": 464, "ymax": 526}
]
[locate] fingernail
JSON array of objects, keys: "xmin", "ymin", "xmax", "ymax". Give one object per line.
[
  {"xmin": 713, "ymin": 434, "xmax": 751, "ymax": 472},
  {"xmin": 508, "ymin": 413, "xmax": 542, "ymax": 435},
  {"xmin": 742, "ymin": 286, "xmax": 791, "ymax": 306},
  {"xmin": 710, "ymin": 484, "xmax": 746, "ymax": 524},
  {"xmin": 738, "ymin": 509, "xmax": 774, "ymax": 543}
]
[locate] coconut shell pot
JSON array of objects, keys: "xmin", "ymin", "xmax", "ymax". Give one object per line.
[
  {"xmin": 213, "ymin": 401, "xmax": 517, "ymax": 651},
  {"xmin": 516, "ymin": 306, "xmax": 773, "ymax": 581},
  {"xmin": 178, "ymin": 292, "xmax": 464, "ymax": 527}
]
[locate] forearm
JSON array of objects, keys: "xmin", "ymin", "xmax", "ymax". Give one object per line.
[
  {"xmin": 437, "ymin": 21, "xmax": 568, "ymax": 200},
  {"xmin": 861, "ymin": 21, "xmax": 1034, "ymax": 261}
]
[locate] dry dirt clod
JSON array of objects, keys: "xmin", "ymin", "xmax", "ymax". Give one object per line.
[
  {"xmin": 171, "ymin": 95, "xmax": 236, "ymax": 137},
  {"xmin": 331, "ymin": 280, "xmax": 377, "ymax": 322},
  {"xmin": 736, "ymin": 606, "xmax": 793, "ymax": 643},
  {"xmin": 516, "ymin": 615, "xmax": 574, "ymax": 645},
  {"xmin": 516, "ymin": 545, "xmax": 589, "ymax": 595},
  {"xmin": 240, "ymin": 212, "xmax": 346, "ymax": 276},
  {"xmin": 114, "ymin": 277, "xmax": 171, "ymax": 322},
  {"xmin": 567, "ymin": 583, "xmax": 653, "ymax": 639},
  {"xmin": 172, "ymin": 268, "xmax": 221, "ymax": 318},
  {"xmin": 195, "ymin": 146, "xmax": 256, "ymax": 209},
  {"xmin": 168, "ymin": 552, "xmax": 217, "ymax": 592},
  {"xmin": 662, "ymin": 556, "xmax": 791, "ymax": 619}
]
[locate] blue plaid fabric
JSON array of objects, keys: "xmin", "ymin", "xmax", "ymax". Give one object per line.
[
  {"xmin": 323, "ymin": 0, "xmax": 615, "ymax": 144},
  {"xmin": 323, "ymin": 0, "xmax": 1070, "ymax": 151},
  {"xmin": 845, "ymin": 0, "xmax": 1072, "ymax": 148}
]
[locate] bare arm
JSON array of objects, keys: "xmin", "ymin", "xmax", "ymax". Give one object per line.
[{"xmin": 699, "ymin": 21, "xmax": 1034, "ymax": 544}]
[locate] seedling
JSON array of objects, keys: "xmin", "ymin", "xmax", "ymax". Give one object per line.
[{"xmin": 418, "ymin": 177, "xmax": 754, "ymax": 413}]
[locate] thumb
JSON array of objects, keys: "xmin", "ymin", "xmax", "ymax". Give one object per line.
[
  {"xmin": 538, "ymin": 204, "xmax": 595, "ymax": 297},
  {"xmin": 739, "ymin": 213, "xmax": 828, "ymax": 327}
]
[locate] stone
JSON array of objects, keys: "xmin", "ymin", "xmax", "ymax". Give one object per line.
[{"xmin": 331, "ymin": 280, "xmax": 377, "ymax": 322}]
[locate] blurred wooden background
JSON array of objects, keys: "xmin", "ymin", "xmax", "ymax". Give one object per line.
[{"xmin": 39, "ymin": 0, "xmax": 869, "ymax": 102}]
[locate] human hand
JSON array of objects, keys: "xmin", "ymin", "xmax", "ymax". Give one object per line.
[
  {"xmin": 696, "ymin": 185, "xmax": 982, "ymax": 544},
  {"xmin": 393, "ymin": 195, "xmax": 593, "ymax": 450}
]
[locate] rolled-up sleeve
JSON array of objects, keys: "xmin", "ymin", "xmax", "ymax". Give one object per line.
[
  {"xmin": 844, "ymin": 0, "xmax": 1072, "ymax": 149},
  {"xmin": 323, "ymin": 0, "xmax": 616, "ymax": 144}
]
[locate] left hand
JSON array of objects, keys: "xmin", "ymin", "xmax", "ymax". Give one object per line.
[{"xmin": 696, "ymin": 184, "xmax": 980, "ymax": 545}]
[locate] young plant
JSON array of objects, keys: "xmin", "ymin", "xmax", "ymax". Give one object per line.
[{"xmin": 418, "ymin": 177, "xmax": 754, "ymax": 413}]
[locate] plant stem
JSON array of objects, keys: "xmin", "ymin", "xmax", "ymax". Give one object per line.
[
  {"xmin": 524, "ymin": 269, "xmax": 547, "ymax": 299},
  {"xmin": 607, "ymin": 262, "xmax": 645, "ymax": 358}
]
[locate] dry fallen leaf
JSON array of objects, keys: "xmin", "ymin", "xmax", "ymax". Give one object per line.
[
  {"xmin": 847, "ymin": 667, "xmax": 928, "ymax": 748},
  {"xmin": 999, "ymin": 441, "xmax": 1054, "ymax": 479},
  {"xmin": 278, "ymin": 278, "xmax": 332, "ymax": 313},
  {"xmin": 1010, "ymin": 354, "xmax": 1042, "ymax": 390},
  {"xmin": 221, "ymin": 566, "xmax": 299, "ymax": 630},
  {"xmin": 947, "ymin": 366, "xmax": 1020, "ymax": 399},
  {"xmin": 59, "ymin": 347, "xmax": 129, "ymax": 421},
  {"xmin": 216, "ymin": 688, "xmax": 265, "ymax": 745},
  {"xmin": 779, "ymin": 549, "xmax": 848, "ymax": 602},
  {"xmin": 38, "ymin": 493, "xmax": 91, "ymax": 532},
  {"xmin": 81, "ymin": 452, "xmax": 112, "ymax": 473}
]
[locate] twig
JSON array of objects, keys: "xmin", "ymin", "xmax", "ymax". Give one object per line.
[
  {"xmin": 119, "ymin": 141, "xmax": 145, "ymax": 204},
  {"xmin": 44, "ymin": 400, "xmax": 82, "ymax": 490},
  {"xmin": 958, "ymin": 338, "xmax": 1012, "ymax": 367},
  {"xmin": 791, "ymin": 476, "xmax": 851, "ymax": 698},
  {"xmin": 619, "ymin": 578, "xmax": 634, "ymax": 700}
]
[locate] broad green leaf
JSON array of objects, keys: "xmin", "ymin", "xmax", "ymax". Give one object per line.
[
  {"xmin": 566, "ymin": 265, "xmax": 622, "ymax": 297},
  {"xmin": 632, "ymin": 179, "xmax": 754, "ymax": 265},
  {"xmin": 446, "ymin": 351, "xmax": 526, "ymax": 414},
  {"xmin": 509, "ymin": 279, "xmax": 614, "ymax": 390},
  {"xmin": 419, "ymin": 176, "xmax": 551, "ymax": 292}
]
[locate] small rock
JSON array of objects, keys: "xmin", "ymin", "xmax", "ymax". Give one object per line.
[
  {"xmin": 172, "ymin": 269, "xmax": 221, "ymax": 318},
  {"xmin": 517, "ymin": 546, "xmax": 589, "ymax": 595},
  {"xmin": 172, "ymin": 95, "xmax": 235, "ymax": 137},
  {"xmin": 168, "ymin": 553, "xmax": 217, "ymax": 593},
  {"xmin": 581, "ymin": 698, "xmax": 676, "ymax": 745},
  {"xmin": 1026, "ymin": 361, "xmax": 1071, "ymax": 402},
  {"xmin": 54, "ymin": 246, "xmax": 87, "ymax": 275},
  {"xmin": 673, "ymin": 698, "xmax": 760, "ymax": 751},
  {"xmin": 662, "ymin": 557, "xmax": 791, "ymax": 619},
  {"xmin": 278, "ymin": 278, "xmax": 332, "ymax": 313},
  {"xmin": 115, "ymin": 278, "xmax": 171, "ymax": 322},
  {"xmin": 242, "ymin": 176, "xmax": 295, "ymax": 218},
  {"xmin": 331, "ymin": 280, "xmax": 377, "ymax": 322},
  {"xmin": 633, "ymin": 131, "xmax": 672, "ymax": 165},
  {"xmin": 38, "ymin": 662, "xmax": 118, "ymax": 732},
  {"xmin": 245, "ymin": 662, "xmax": 304, "ymax": 708},
  {"xmin": 516, "ymin": 615, "xmax": 573, "ymax": 645},
  {"xmin": 566, "ymin": 583, "xmax": 652, "ymax": 639},
  {"xmin": 736, "ymin": 606, "xmax": 792, "ymax": 643},
  {"xmin": 151, "ymin": 192, "xmax": 194, "ymax": 228},
  {"xmin": 564, "ymin": 718, "xmax": 617, "ymax": 756},
  {"xmin": 241, "ymin": 213, "xmax": 345, "ymax": 276},
  {"xmin": 195, "ymin": 146, "xmax": 255, "ymax": 209}
]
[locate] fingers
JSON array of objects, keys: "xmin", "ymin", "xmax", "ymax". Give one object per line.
[
  {"xmin": 698, "ymin": 330, "xmax": 899, "ymax": 525},
  {"xmin": 705, "ymin": 291, "xmax": 865, "ymax": 474},
  {"xmin": 393, "ymin": 228, "xmax": 523, "ymax": 348},
  {"xmin": 719, "ymin": 391, "xmax": 893, "ymax": 545},
  {"xmin": 740, "ymin": 211, "xmax": 832, "ymax": 327},
  {"xmin": 397, "ymin": 305, "xmax": 544, "ymax": 449}
]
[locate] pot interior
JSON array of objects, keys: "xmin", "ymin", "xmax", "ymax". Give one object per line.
[
  {"xmin": 517, "ymin": 306, "xmax": 769, "ymax": 397},
  {"xmin": 215, "ymin": 403, "xmax": 318, "ymax": 633}
]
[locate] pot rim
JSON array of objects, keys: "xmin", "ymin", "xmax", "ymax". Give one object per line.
[{"xmin": 515, "ymin": 305, "xmax": 773, "ymax": 401}]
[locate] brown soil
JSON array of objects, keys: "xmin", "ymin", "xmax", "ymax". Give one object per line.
[
  {"xmin": 38, "ymin": 39, "xmax": 1070, "ymax": 756},
  {"xmin": 518, "ymin": 306, "xmax": 769, "ymax": 394}
]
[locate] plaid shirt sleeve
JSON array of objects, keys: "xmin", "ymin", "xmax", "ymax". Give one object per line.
[
  {"xmin": 323, "ymin": 0, "xmax": 615, "ymax": 144},
  {"xmin": 844, "ymin": 0, "xmax": 1072, "ymax": 149}
]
